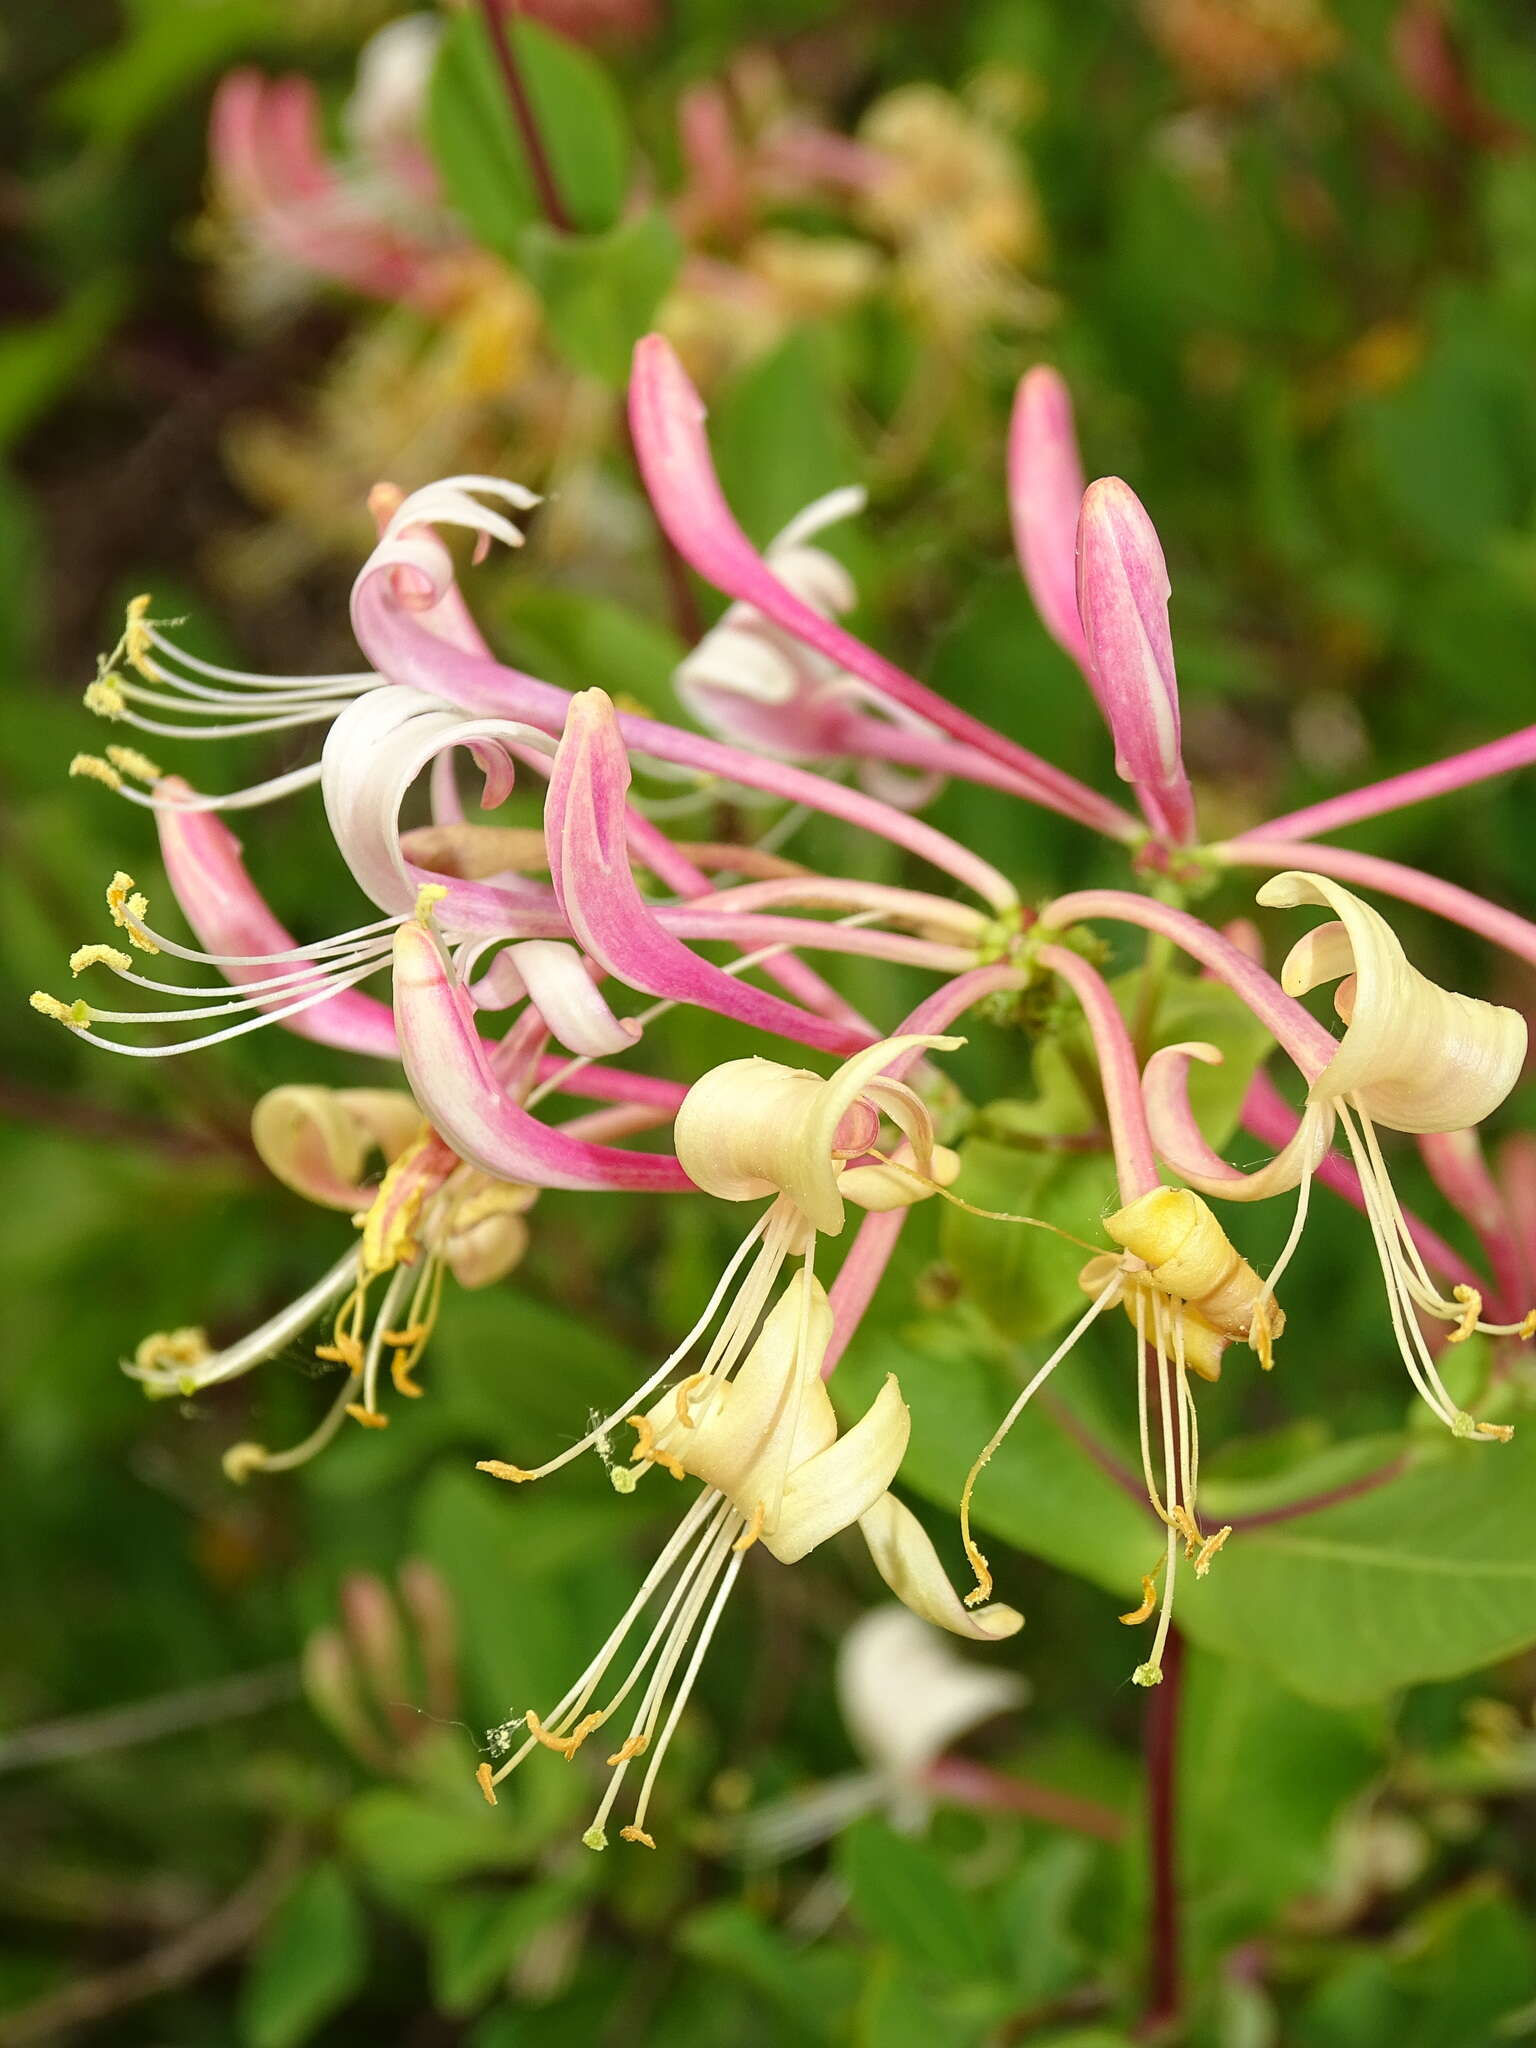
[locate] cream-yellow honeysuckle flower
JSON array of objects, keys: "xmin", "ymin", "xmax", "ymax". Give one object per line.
[
  {"xmin": 474, "ymin": 1273, "xmax": 1020, "ymax": 1853},
  {"xmin": 131, "ymin": 1082, "xmax": 534, "ymax": 1479},
  {"xmin": 1147, "ymin": 873, "xmax": 1530, "ymax": 1442}
]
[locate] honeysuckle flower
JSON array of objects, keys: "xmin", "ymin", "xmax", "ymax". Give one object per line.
[
  {"xmin": 958, "ymin": 943, "xmax": 1277, "ymax": 1688},
  {"xmin": 737, "ymin": 1603, "xmax": 1028, "ymax": 1859},
  {"xmin": 1007, "ymin": 369, "xmax": 1195, "ymax": 844},
  {"xmin": 473, "ymin": 1272, "xmax": 1020, "ymax": 1850},
  {"xmin": 128, "ymin": 1072, "xmax": 551, "ymax": 1474},
  {"xmin": 673, "ymin": 487, "xmax": 946, "ymax": 809},
  {"xmin": 303, "ymin": 1560, "xmax": 460, "ymax": 1774},
  {"xmin": 1097, "ymin": 872, "xmax": 1531, "ymax": 1439}
]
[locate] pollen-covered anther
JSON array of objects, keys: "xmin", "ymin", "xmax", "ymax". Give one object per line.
[
  {"xmin": 1477, "ymin": 1420, "xmax": 1515, "ymax": 1443},
  {"xmin": 1118, "ymin": 1569, "xmax": 1162, "ymax": 1627},
  {"xmin": 673, "ymin": 1373, "xmax": 711, "ymax": 1428},
  {"xmin": 344, "ymin": 1404, "xmax": 389, "ymax": 1430},
  {"xmin": 388, "ymin": 1350, "xmax": 426, "ymax": 1398},
  {"xmin": 627, "ymin": 1412, "xmax": 686, "ymax": 1480},
  {"xmin": 476, "ymin": 1458, "xmax": 534, "ymax": 1483},
  {"xmin": 1193, "ymin": 1526, "xmax": 1232, "ymax": 1578},
  {"xmin": 84, "ymin": 675, "xmax": 126, "ymax": 719},
  {"xmin": 605, "ymin": 1733, "xmax": 650, "ymax": 1766},
  {"xmin": 1449, "ymin": 1286, "xmax": 1484, "ymax": 1345},
  {"xmin": 30, "ymin": 992, "xmax": 90, "ymax": 1030},
  {"xmin": 69, "ymin": 944, "xmax": 133, "ymax": 976},
  {"xmin": 961, "ymin": 1537, "xmax": 994, "ymax": 1609},
  {"xmin": 105, "ymin": 872, "xmax": 158, "ymax": 953},
  {"xmin": 475, "ymin": 1763, "xmax": 498, "ymax": 1806},
  {"xmin": 524, "ymin": 1708, "xmax": 596, "ymax": 1758},
  {"xmin": 731, "ymin": 1500, "xmax": 766, "ymax": 1554},
  {"xmin": 316, "ymin": 1334, "xmax": 365, "ymax": 1374},
  {"xmin": 413, "ymin": 883, "xmax": 448, "ymax": 925},
  {"xmin": 1170, "ymin": 1504, "xmax": 1203, "ymax": 1559},
  {"xmin": 69, "ymin": 753, "xmax": 122, "ymax": 791},
  {"xmin": 123, "ymin": 594, "xmax": 155, "ymax": 670},
  {"xmin": 105, "ymin": 743, "xmax": 162, "ymax": 785},
  {"xmin": 619, "ymin": 1825, "xmax": 656, "ymax": 1849}
]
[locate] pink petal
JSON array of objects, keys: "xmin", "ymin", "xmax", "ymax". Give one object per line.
[
  {"xmin": 1007, "ymin": 367, "xmax": 1091, "ymax": 673},
  {"xmin": 546, "ymin": 689, "xmax": 867, "ymax": 1056},
  {"xmin": 392, "ymin": 923, "xmax": 692, "ymax": 1192}
]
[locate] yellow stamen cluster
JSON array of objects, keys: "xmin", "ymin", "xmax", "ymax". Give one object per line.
[{"xmin": 106, "ymin": 743, "xmax": 162, "ymax": 785}]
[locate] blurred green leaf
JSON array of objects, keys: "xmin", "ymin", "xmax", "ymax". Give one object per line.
[
  {"xmin": 239, "ymin": 1861, "xmax": 366, "ymax": 2048},
  {"xmin": 0, "ymin": 280, "xmax": 126, "ymax": 451},
  {"xmin": 838, "ymin": 1818, "xmax": 995, "ymax": 1980},
  {"xmin": 678, "ymin": 1902, "xmax": 857, "ymax": 2041},
  {"xmin": 522, "ymin": 213, "xmax": 682, "ymax": 386},
  {"xmin": 712, "ymin": 332, "xmax": 857, "ymax": 544},
  {"xmin": 52, "ymin": 0, "xmax": 276, "ymax": 143},
  {"xmin": 428, "ymin": 1873, "xmax": 590, "ymax": 2014},
  {"xmin": 427, "ymin": 14, "xmax": 629, "ymax": 254}
]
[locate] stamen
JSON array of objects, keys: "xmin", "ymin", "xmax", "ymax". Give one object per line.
[
  {"xmin": 105, "ymin": 743, "xmax": 162, "ymax": 784},
  {"xmin": 960, "ymin": 1278, "xmax": 1121, "ymax": 1604},
  {"xmin": 1193, "ymin": 1526, "xmax": 1232, "ymax": 1577},
  {"xmin": 30, "ymin": 992, "xmax": 90, "ymax": 1030},
  {"xmin": 344, "ymin": 1406, "xmax": 390, "ymax": 1430},
  {"xmin": 475, "ymin": 1763, "xmax": 497, "ymax": 1805},
  {"xmin": 628, "ymin": 1414, "xmax": 686, "ymax": 1481},
  {"xmin": 106, "ymin": 873, "xmax": 157, "ymax": 952},
  {"xmin": 1119, "ymin": 1560, "xmax": 1164, "ymax": 1626},
  {"xmin": 477, "ymin": 1460, "xmax": 534, "ymax": 1483},
  {"xmin": 69, "ymin": 944, "xmax": 132, "ymax": 975},
  {"xmin": 69, "ymin": 753, "xmax": 121, "ymax": 791},
  {"xmin": 732, "ymin": 1500, "xmax": 766, "ymax": 1554},
  {"xmin": 222, "ymin": 1371, "xmax": 361, "ymax": 1480},
  {"xmin": 619, "ymin": 1826, "xmax": 656, "ymax": 1848}
]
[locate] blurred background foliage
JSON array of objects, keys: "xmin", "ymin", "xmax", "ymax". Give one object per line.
[{"xmin": 4, "ymin": 0, "xmax": 1536, "ymax": 2042}]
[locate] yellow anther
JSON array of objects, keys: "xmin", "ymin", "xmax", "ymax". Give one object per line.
[
  {"xmin": 475, "ymin": 1762, "xmax": 498, "ymax": 1806},
  {"xmin": 1476, "ymin": 1421, "xmax": 1515, "ymax": 1443},
  {"xmin": 627, "ymin": 1413, "xmax": 685, "ymax": 1481},
  {"xmin": 106, "ymin": 872, "xmax": 158, "ymax": 953},
  {"xmin": 124, "ymin": 594, "xmax": 155, "ymax": 670},
  {"xmin": 1170, "ymin": 1504, "xmax": 1203, "ymax": 1558},
  {"xmin": 389, "ymin": 1351, "xmax": 425, "ymax": 1398},
  {"xmin": 69, "ymin": 943, "xmax": 133, "ymax": 976},
  {"xmin": 84, "ymin": 675, "xmax": 126, "ymax": 719},
  {"xmin": 413, "ymin": 883, "xmax": 448, "ymax": 925},
  {"xmin": 619, "ymin": 1825, "xmax": 656, "ymax": 1848},
  {"xmin": 1449, "ymin": 1285, "xmax": 1484, "ymax": 1344},
  {"xmin": 106, "ymin": 743, "xmax": 162, "ymax": 784},
  {"xmin": 30, "ymin": 991, "xmax": 90, "ymax": 1030},
  {"xmin": 1520, "ymin": 1310, "xmax": 1536, "ymax": 1341},
  {"xmin": 134, "ymin": 1327, "xmax": 211, "ymax": 1374},
  {"xmin": 222, "ymin": 1442, "xmax": 269, "ymax": 1484},
  {"xmin": 673, "ymin": 1373, "xmax": 710, "ymax": 1428},
  {"xmin": 360, "ymin": 1132, "xmax": 431, "ymax": 1274},
  {"xmin": 1249, "ymin": 1299, "xmax": 1276, "ymax": 1371},
  {"xmin": 1118, "ymin": 1573, "xmax": 1161, "ymax": 1627},
  {"xmin": 606, "ymin": 1733, "xmax": 650, "ymax": 1765},
  {"xmin": 476, "ymin": 1458, "xmax": 534, "ymax": 1483},
  {"xmin": 69, "ymin": 752, "xmax": 121, "ymax": 791},
  {"xmin": 1193, "ymin": 1526, "xmax": 1233, "ymax": 1578},
  {"xmin": 316, "ymin": 1335, "xmax": 365, "ymax": 1374},
  {"xmin": 528, "ymin": 1712, "xmax": 593, "ymax": 1761},
  {"xmin": 344, "ymin": 1404, "xmax": 390, "ymax": 1429},
  {"xmin": 731, "ymin": 1500, "xmax": 766, "ymax": 1554}
]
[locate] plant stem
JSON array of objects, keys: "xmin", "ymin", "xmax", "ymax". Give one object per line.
[
  {"xmin": 476, "ymin": 0, "xmax": 574, "ymax": 234},
  {"xmin": 1138, "ymin": 1625, "xmax": 1184, "ymax": 2039}
]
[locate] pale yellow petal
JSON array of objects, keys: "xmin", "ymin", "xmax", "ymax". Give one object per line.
[
  {"xmin": 858, "ymin": 1493, "xmax": 1023, "ymax": 1641},
  {"xmin": 770, "ymin": 1374, "xmax": 911, "ymax": 1564}
]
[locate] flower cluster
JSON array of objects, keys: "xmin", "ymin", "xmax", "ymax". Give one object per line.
[{"xmin": 39, "ymin": 333, "xmax": 1536, "ymax": 1843}]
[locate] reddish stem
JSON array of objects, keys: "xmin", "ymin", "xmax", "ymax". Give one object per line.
[
  {"xmin": 925, "ymin": 1755, "xmax": 1125, "ymax": 1844},
  {"xmin": 476, "ymin": 0, "xmax": 574, "ymax": 234}
]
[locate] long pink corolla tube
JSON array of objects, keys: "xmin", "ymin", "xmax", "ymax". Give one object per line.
[
  {"xmin": 1036, "ymin": 944, "xmax": 1159, "ymax": 1202},
  {"xmin": 1040, "ymin": 889, "xmax": 1339, "ymax": 1078},
  {"xmin": 351, "ymin": 567, "xmax": 1019, "ymax": 913},
  {"xmin": 1233, "ymin": 724, "xmax": 1536, "ymax": 845},
  {"xmin": 627, "ymin": 334, "xmax": 1139, "ymax": 844},
  {"xmin": 1215, "ymin": 838, "xmax": 1536, "ymax": 970}
]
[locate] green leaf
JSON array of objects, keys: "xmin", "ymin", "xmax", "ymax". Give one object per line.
[
  {"xmin": 428, "ymin": 1875, "xmax": 590, "ymax": 2014},
  {"xmin": 52, "ymin": 0, "xmax": 278, "ymax": 144},
  {"xmin": 0, "ymin": 280, "xmax": 126, "ymax": 450},
  {"xmin": 678, "ymin": 1902, "xmax": 858, "ymax": 2041},
  {"xmin": 940, "ymin": 1142, "xmax": 1119, "ymax": 1342},
  {"xmin": 711, "ymin": 331, "xmax": 857, "ymax": 544},
  {"xmin": 239, "ymin": 1862, "xmax": 366, "ymax": 2048},
  {"xmin": 521, "ymin": 213, "xmax": 682, "ymax": 386},
  {"xmin": 833, "ymin": 1318, "xmax": 1151, "ymax": 1599},
  {"xmin": 1176, "ymin": 1434, "xmax": 1536, "ymax": 1704},
  {"xmin": 837, "ymin": 1818, "xmax": 995, "ymax": 1980},
  {"xmin": 427, "ymin": 14, "xmax": 629, "ymax": 253}
]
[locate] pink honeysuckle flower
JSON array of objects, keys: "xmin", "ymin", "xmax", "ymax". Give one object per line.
[
  {"xmin": 674, "ymin": 486, "xmax": 946, "ymax": 810},
  {"xmin": 1075, "ymin": 479, "xmax": 1196, "ymax": 846},
  {"xmin": 208, "ymin": 25, "xmax": 457, "ymax": 317},
  {"xmin": 546, "ymin": 688, "xmax": 872, "ymax": 1057},
  {"xmin": 1006, "ymin": 368, "xmax": 1196, "ymax": 845},
  {"xmin": 628, "ymin": 332, "xmax": 1140, "ymax": 842}
]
